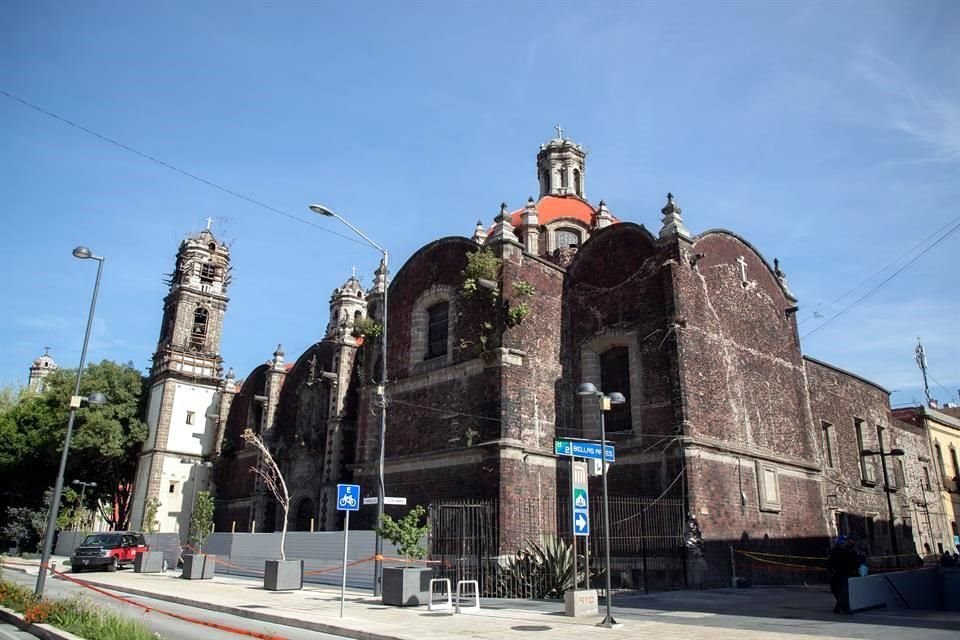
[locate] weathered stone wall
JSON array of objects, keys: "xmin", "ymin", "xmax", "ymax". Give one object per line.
[
  {"xmin": 805, "ymin": 357, "xmax": 932, "ymax": 561},
  {"xmin": 563, "ymin": 223, "xmax": 679, "ymax": 497}
]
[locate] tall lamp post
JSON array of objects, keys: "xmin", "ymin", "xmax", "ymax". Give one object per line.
[
  {"xmin": 576, "ymin": 382, "xmax": 625, "ymax": 628},
  {"xmin": 71, "ymin": 479, "xmax": 98, "ymax": 530},
  {"xmin": 309, "ymin": 203, "xmax": 389, "ymax": 597},
  {"xmin": 861, "ymin": 427, "xmax": 906, "ymax": 568},
  {"xmin": 36, "ymin": 247, "xmax": 107, "ymax": 596}
]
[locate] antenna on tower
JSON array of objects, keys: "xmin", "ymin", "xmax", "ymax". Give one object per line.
[{"xmin": 915, "ymin": 337, "xmax": 933, "ymax": 408}]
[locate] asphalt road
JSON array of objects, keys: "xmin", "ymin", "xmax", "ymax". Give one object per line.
[
  {"xmin": 0, "ymin": 622, "xmax": 34, "ymax": 640},
  {"xmin": 5, "ymin": 570, "xmax": 346, "ymax": 640}
]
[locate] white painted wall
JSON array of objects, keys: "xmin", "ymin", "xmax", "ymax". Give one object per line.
[
  {"xmin": 143, "ymin": 382, "xmax": 164, "ymax": 450},
  {"xmin": 167, "ymin": 383, "xmax": 219, "ymax": 454},
  {"xmin": 157, "ymin": 452, "xmax": 213, "ymax": 540}
]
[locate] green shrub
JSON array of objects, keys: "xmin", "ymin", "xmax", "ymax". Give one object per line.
[
  {"xmin": 0, "ymin": 578, "xmax": 153, "ymax": 640},
  {"xmin": 375, "ymin": 505, "xmax": 430, "ymax": 563}
]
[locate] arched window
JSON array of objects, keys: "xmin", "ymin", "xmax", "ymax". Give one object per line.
[
  {"xmin": 294, "ymin": 499, "xmax": 314, "ymax": 531},
  {"xmin": 950, "ymin": 446, "xmax": 960, "ymax": 486},
  {"xmin": 600, "ymin": 347, "xmax": 632, "ymax": 432},
  {"xmin": 190, "ymin": 307, "xmax": 208, "ymax": 351},
  {"xmin": 560, "ymin": 167, "xmax": 568, "ymax": 190},
  {"xmin": 556, "ymin": 229, "xmax": 581, "ymax": 249},
  {"xmin": 573, "ymin": 168, "xmax": 582, "ymax": 196},
  {"xmin": 426, "ymin": 302, "xmax": 449, "ymax": 359}
]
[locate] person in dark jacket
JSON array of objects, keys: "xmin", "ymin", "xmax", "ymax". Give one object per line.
[{"xmin": 827, "ymin": 536, "xmax": 859, "ymax": 613}]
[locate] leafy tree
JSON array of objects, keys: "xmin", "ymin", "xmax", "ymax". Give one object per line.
[
  {"xmin": 189, "ymin": 491, "xmax": 215, "ymax": 553},
  {"xmin": 0, "ymin": 360, "xmax": 147, "ymax": 529},
  {"xmin": 375, "ymin": 505, "xmax": 430, "ymax": 564},
  {"xmin": 2, "ymin": 507, "xmax": 36, "ymax": 551}
]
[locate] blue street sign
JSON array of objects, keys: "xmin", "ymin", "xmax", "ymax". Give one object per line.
[
  {"xmin": 573, "ymin": 509, "xmax": 590, "ymax": 536},
  {"xmin": 336, "ymin": 484, "xmax": 360, "ymax": 511},
  {"xmin": 554, "ymin": 439, "xmax": 615, "ymax": 462}
]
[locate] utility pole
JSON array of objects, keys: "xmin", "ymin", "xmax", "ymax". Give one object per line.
[{"xmin": 915, "ymin": 338, "xmax": 932, "ymax": 407}]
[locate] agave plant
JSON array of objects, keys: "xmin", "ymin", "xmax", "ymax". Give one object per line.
[{"xmin": 497, "ymin": 536, "xmax": 583, "ymax": 599}]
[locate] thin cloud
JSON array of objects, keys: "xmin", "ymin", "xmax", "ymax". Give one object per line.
[{"xmin": 850, "ymin": 47, "xmax": 960, "ymax": 161}]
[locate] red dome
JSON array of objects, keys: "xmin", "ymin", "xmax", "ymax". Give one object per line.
[{"xmin": 509, "ymin": 195, "xmax": 596, "ymax": 227}]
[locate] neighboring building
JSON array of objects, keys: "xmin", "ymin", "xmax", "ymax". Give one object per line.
[
  {"xmin": 134, "ymin": 132, "xmax": 941, "ymax": 588},
  {"xmin": 28, "ymin": 348, "xmax": 57, "ymax": 393},
  {"xmin": 128, "ymin": 227, "xmax": 231, "ymax": 540},
  {"xmin": 893, "ymin": 405, "xmax": 960, "ymax": 554}
]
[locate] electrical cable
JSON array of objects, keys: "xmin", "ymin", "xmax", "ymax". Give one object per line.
[{"xmin": 0, "ymin": 88, "xmax": 367, "ymax": 247}]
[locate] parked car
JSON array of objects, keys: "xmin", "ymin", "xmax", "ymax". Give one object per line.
[{"xmin": 70, "ymin": 532, "xmax": 148, "ymax": 572}]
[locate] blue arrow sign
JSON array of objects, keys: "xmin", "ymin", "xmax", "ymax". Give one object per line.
[
  {"xmin": 554, "ymin": 439, "xmax": 615, "ymax": 462},
  {"xmin": 336, "ymin": 484, "xmax": 360, "ymax": 511},
  {"xmin": 573, "ymin": 509, "xmax": 590, "ymax": 536}
]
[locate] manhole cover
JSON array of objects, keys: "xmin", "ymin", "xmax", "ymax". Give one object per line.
[{"xmin": 511, "ymin": 626, "xmax": 552, "ymax": 632}]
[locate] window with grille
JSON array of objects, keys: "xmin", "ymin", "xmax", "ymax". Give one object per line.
[
  {"xmin": 600, "ymin": 347, "xmax": 632, "ymax": 432},
  {"xmin": 855, "ymin": 419, "xmax": 876, "ymax": 484},
  {"xmin": 426, "ymin": 302, "xmax": 449, "ymax": 360},
  {"xmin": 200, "ymin": 262, "xmax": 217, "ymax": 284},
  {"xmin": 556, "ymin": 229, "xmax": 580, "ymax": 249}
]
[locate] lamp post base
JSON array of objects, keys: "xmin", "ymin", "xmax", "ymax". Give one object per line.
[{"xmin": 597, "ymin": 615, "xmax": 621, "ymax": 629}]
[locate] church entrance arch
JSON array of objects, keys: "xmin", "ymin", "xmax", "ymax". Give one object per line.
[{"xmin": 294, "ymin": 497, "xmax": 315, "ymax": 531}]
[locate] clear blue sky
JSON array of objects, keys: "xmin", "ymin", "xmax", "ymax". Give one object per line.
[{"xmin": 1, "ymin": 1, "xmax": 957, "ymax": 408}]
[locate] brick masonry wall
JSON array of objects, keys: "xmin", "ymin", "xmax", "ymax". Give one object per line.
[{"xmin": 805, "ymin": 357, "xmax": 935, "ymax": 559}]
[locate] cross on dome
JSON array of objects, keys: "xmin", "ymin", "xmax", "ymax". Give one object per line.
[
  {"xmin": 205, "ymin": 216, "xmax": 214, "ymax": 230},
  {"xmin": 554, "ymin": 124, "xmax": 564, "ymax": 139}
]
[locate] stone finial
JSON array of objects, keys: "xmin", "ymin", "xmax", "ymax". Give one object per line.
[
  {"xmin": 368, "ymin": 258, "xmax": 387, "ymax": 296},
  {"xmin": 271, "ymin": 344, "xmax": 285, "ymax": 369},
  {"xmin": 594, "ymin": 199, "xmax": 614, "ymax": 229},
  {"xmin": 520, "ymin": 197, "xmax": 540, "ymax": 254},
  {"xmin": 226, "ymin": 367, "xmax": 235, "ymax": 379},
  {"xmin": 659, "ymin": 192, "xmax": 691, "ymax": 240},
  {"xmin": 487, "ymin": 202, "xmax": 518, "ymax": 244},
  {"xmin": 471, "ymin": 219, "xmax": 488, "ymax": 245},
  {"xmin": 773, "ymin": 258, "xmax": 794, "ymax": 297}
]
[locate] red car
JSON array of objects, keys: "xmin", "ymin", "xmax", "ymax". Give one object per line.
[{"xmin": 70, "ymin": 532, "xmax": 148, "ymax": 572}]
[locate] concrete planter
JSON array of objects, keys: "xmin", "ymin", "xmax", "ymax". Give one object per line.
[
  {"xmin": 564, "ymin": 589, "xmax": 598, "ymax": 617},
  {"xmin": 134, "ymin": 551, "xmax": 165, "ymax": 573},
  {"xmin": 264, "ymin": 559, "xmax": 304, "ymax": 591},
  {"xmin": 181, "ymin": 553, "xmax": 216, "ymax": 580},
  {"xmin": 382, "ymin": 566, "xmax": 432, "ymax": 606}
]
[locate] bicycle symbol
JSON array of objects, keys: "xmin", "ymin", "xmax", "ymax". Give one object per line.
[{"xmin": 339, "ymin": 493, "xmax": 357, "ymax": 507}]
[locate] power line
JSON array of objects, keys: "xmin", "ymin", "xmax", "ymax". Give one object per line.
[
  {"xmin": 798, "ymin": 214, "xmax": 960, "ymax": 326},
  {"xmin": 0, "ymin": 88, "xmax": 367, "ymax": 248},
  {"xmin": 802, "ymin": 220, "xmax": 960, "ymax": 342}
]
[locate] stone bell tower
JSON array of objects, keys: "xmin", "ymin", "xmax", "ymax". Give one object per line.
[{"xmin": 129, "ymin": 225, "xmax": 231, "ymax": 538}]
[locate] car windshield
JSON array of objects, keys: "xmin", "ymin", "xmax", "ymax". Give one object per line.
[{"xmin": 81, "ymin": 534, "xmax": 121, "ymax": 546}]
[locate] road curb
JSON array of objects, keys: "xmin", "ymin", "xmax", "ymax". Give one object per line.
[
  {"xmin": 65, "ymin": 578, "xmax": 403, "ymax": 640},
  {"xmin": 0, "ymin": 605, "xmax": 84, "ymax": 640}
]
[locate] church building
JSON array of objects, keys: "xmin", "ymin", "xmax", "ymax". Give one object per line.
[{"xmin": 129, "ymin": 132, "xmax": 952, "ymax": 586}]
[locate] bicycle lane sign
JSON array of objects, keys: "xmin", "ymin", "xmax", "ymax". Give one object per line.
[{"xmin": 337, "ymin": 484, "xmax": 360, "ymax": 511}]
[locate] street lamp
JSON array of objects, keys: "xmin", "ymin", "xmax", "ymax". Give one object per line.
[
  {"xmin": 310, "ymin": 203, "xmax": 390, "ymax": 597},
  {"xmin": 71, "ymin": 479, "xmax": 98, "ymax": 529},
  {"xmin": 577, "ymin": 382, "xmax": 625, "ymax": 628},
  {"xmin": 180, "ymin": 459, "xmax": 214, "ymax": 537},
  {"xmin": 861, "ymin": 427, "xmax": 906, "ymax": 568},
  {"xmin": 35, "ymin": 247, "xmax": 106, "ymax": 596}
]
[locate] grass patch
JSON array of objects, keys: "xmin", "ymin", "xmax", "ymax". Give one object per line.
[{"xmin": 0, "ymin": 570, "xmax": 156, "ymax": 640}]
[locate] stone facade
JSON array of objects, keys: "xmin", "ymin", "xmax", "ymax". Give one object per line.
[{"xmin": 175, "ymin": 134, "xmax": 941, "ymax": 588}]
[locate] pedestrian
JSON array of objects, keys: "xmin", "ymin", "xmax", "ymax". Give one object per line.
[{"xmin": 827, "ymin": 535, "xmax": 858, "ymax": 614}]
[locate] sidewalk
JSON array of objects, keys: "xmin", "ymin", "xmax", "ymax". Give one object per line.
[{"xmin": 4, "ymin": 555, "xmax": 958, "ymax": 640}]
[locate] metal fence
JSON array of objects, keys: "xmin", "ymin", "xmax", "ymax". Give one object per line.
[{"xmin": 428, "ymin": 495, "xmax": 685, "ymax": 599}]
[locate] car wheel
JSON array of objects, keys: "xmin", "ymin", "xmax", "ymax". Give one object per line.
[{"xmin": 106, "ymin": 557, "xmax": 118, "ymax": 572}]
